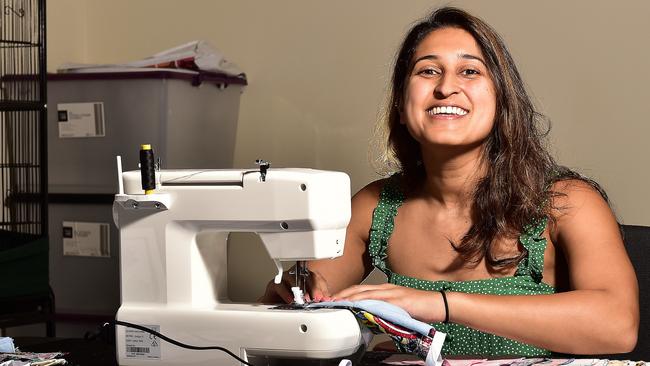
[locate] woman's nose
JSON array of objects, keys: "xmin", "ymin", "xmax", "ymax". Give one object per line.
[{"xmin": 434, "ymin": 73, "xmax": 460, "ymax": 98}]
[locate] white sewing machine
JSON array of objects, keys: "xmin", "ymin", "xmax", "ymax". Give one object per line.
[{"xmin": 112, "ymin": 166, "xmax": 366, "ymax": 365}]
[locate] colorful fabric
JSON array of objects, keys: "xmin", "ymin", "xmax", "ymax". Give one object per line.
[
  {"xmin": 308, "ymin": 300, "xmax": 445, "ymax": 366},
  {"xmin": 368, "ymin": 175, "xmax": 556, "ymax": 357},
  {"xmin": 381, "ymin": 358, "xmax": 646, "ymax": 366},
  {"xmin": 309, "ymin": 299, "xmax": 434, "ymax": 336},
  {"xmin": 354, "ymin": 308, "xmax": 440, "ymax": 363}
]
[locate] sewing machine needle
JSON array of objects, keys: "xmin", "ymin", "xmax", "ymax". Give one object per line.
[{"xmin": 292, "ymin": 261, "xmax": 307, "ymax": 305}]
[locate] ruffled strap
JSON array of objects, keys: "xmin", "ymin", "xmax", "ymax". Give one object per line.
[
  {"xmin": 515, "ymin": 218, "xmax": 548, "ymax": 283},
  {"xmin": 368, "ymin": 175, "xmax": 405, "ymax": 277}
]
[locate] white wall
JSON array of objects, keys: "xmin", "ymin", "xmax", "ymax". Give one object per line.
[
  {"xmin": 46, "ymin": 0, "xmax": 650, "ymax": 300},
  {"xmin": 47, "ymin": 0, "xmax": 650, "ymax": 224}
]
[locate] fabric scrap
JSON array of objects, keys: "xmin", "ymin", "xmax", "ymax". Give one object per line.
[
  {"xmin": 308, "ymin": 300, "xmax": 433, "ymax": 336},
  {"xmin": 308, "ymin": 299, "xmax": 445, "ymax": 366},
  {"xmin": 0, "ymin": 338, "xmax": 15, "ymax": 353}
]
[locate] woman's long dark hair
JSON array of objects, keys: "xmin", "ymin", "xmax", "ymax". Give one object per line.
[{"xmin": 377, "ymin": 7, "xmax": 609, "ymax": 268}]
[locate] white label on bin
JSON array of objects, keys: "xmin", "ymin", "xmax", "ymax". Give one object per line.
[
  {"xmin": 57, "ymin": 102, "xmax": 105, "ymax": 138},
  {"xmin": 62, "ymin": 221, "xmax": 110, "ymax": 257},
  {"xmin": 125, "ymin": 324, "xmax": 161, "ymax": 360}
]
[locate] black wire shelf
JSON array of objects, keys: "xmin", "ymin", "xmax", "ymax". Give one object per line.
[
  {"xmin": 0, "ymin": 40, "xmax": 40, "ymax": 47},
  {"xmin": 0, "ymin": 101, "xmax": 44, "ymax": 110},
  {"xmin": 0, "ymin": 163, "xmax": 40, "ymax": 168},
  {"xmin": 0, "ymin": 0, "xmax": 47, "ymax": 241}
]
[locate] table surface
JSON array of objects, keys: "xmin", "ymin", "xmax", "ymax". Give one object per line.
[
  {"xmin": 9, "ymin": 337, "xmax": 645, "ymax": 366},
  {"xmin": 10, "ymin": 337, "xmax": 397, "ymax": 366}
]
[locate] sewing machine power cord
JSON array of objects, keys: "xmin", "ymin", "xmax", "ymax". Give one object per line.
[{"xmin": 104, "ymin": 320, "xmax": 255, "ymax": 366}]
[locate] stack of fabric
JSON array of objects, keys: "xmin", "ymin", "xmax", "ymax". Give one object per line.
[
  {"xmin": 307, "ymin": 299, "xmax": 447, "ymax": 366},
  {"xmin": 0, "ymin": 338, "xmax": 67, "ymax": 366},
  {"xmin": 381, "ymin": 356, "xmax": 647, "ymax": 366}
]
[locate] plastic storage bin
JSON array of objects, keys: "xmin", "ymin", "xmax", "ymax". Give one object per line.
[
  {"xmin": 48, "ymin": 70, "xmax": 246, "ymax": 193},
  {"xmin": 46, "ymin": 70, "xmax": 246, "ymax": 326}
]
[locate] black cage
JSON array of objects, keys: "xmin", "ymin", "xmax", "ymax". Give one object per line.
[
  {"xmin": 0, "ymin": 0, "xmax": 52, "ymax": 335},
  {"xmin": 1, "ymin": 0, "xmax": 47, "ymax": 244}
]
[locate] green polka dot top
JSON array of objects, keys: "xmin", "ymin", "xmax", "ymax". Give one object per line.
[{"xmin": 368, "ymin": 176, "xmax": 555, "ymax": 357}]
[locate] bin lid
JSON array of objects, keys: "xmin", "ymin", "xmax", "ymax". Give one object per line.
[{"xmin": 46, "ymin": 69, "xmax": 247, "ymax": 87}]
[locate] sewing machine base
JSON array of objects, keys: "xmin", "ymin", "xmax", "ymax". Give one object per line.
[
  {"xmin": 245, "ymin": 344, "xmax": 367, "ymax": 366},
  {"xmin": 116, "ymin": 303, "xmax": 365, "ymax": 366}
]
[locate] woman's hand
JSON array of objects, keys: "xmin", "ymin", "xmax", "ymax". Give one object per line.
[
  {"xmin": 332, "ymin": 283, "xmax": 446, "ymax": 323},
  {"xmin": 258, "ymin": 266, "xmax": 333, "ymax": 304}
]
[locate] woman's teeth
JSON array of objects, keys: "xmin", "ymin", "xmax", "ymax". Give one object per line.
[{"xmin": 428, "ymin": 106, "xmax": 468, "ymax": 116}]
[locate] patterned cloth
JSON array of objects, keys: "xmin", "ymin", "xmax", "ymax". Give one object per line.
[
  {"xmin": 356, "ymin": 308, "xmax": 439, "ymax": 362},
  {"xmin": 308, "ymin": 299, "xmax": 446, "ymax": 366},
  {"xmin": 381, "ymin": 357, "xmax": 646, "ymax": 366},
  {"xmin": 368, "ymin": 175, "xmax": 556, "ymax": 357}
]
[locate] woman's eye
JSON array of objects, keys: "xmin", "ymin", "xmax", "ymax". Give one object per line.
[
  {"xmin": 462, "ymin": 69, "xmax": 480, "ymax": 76},
  {"xmin": 418, "ymin": 68, "xmax": 439, "ymax": 76}
]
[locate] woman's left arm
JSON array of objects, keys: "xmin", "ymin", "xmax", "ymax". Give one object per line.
[{"xmin": 335, "ymin": 181, "xmax": 639, "ymax": 354}]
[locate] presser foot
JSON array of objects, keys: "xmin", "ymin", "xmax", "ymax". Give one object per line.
[{"xmin": 270, "ymin": 303, "xmax": 316, "ymax": 310}]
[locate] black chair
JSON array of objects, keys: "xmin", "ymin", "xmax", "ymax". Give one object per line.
[
  {"xmin": 615, "ymin": 225, "xmax": 650, "ymax": 361},
  {"xmin": 0, "ymin": 289, "xmax": 56, "ymax": 337},
  {"xmin": 0, "ymin": 231, "xmax": 55, "ymax": 337}
]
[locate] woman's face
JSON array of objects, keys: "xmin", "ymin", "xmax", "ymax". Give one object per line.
[{"xmin": 401, "ymin": 27, "xmax": 496, "ymax": 150}]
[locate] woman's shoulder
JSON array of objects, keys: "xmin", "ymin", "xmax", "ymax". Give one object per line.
[
  {"xmin": 352, "ymin": 176, "xmax": 406, "ymax": 212},
  {"xmin": 351, "ymin": 175, "xmax": 409, "ymax": 220},
  {"xmin": 547, "ymin": 178, "xmax": 618, "ymax": 243},
  {"xmin": 353, "ymin": 178, "xmax": 390, "ymax": 204},
  {"xmin": 548, "ymin": 178, "xmax": 610, "ymax": 215},
  {"xmin": 347, "ymin": 178, "xmax": 392, "ymax": 241}
]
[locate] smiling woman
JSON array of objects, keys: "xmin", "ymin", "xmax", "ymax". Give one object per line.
[
  {"xmin": 400, "ymin": 27, "xmax": 496, "ymax": 151},
  {"xmin": 261, "ymin": 6, "xmax": 639, "ymax": 358}
]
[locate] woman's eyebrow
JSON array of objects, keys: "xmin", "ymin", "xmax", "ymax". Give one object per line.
[
  {"xmin": 459, "ymin": 53, "xmax": 487, "ymax": 66},
  {"xmin": 413, "ymin": 53, "xmax": 486, "ymax": 67},
  {"xmin": 413, "ymin": 54, "xmax": 439, "ymax": 65}
]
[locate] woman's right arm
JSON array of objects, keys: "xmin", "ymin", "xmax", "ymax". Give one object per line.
[{"xmin": 260, "ymin": 179, "xmax": 384, "ymax": 303}]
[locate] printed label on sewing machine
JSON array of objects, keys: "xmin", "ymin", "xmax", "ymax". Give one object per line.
[
  {"xmin": 57, "ymin": 102, "xmax": 105, "ymax": 138},
  {"xmin": 62, "ymin": 221, "xmax": 110, "ymax": 257},
  {"xmin": 125, "ymin": 325, "xmax": 161, "ymax": 360}
]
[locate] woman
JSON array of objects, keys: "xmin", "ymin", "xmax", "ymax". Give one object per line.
[{"xmin": 261, "ymin": 7, "xmax": 638, "ymax": 357}]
